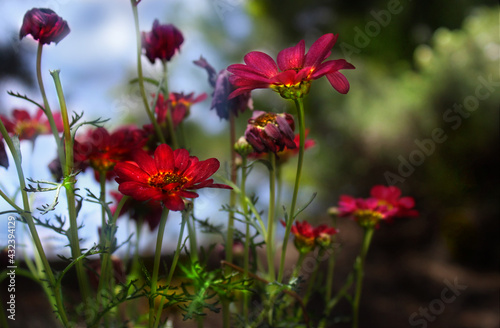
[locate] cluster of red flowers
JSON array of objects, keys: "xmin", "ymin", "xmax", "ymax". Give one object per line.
[
  {"xmin": 6, "ymin": 8, "xmax": 232, "ymax": 215},
  {"xmin": 282, "ymin": 220, "xmax": 338, "ymax": 254},
  {"xmin": 337, "ymin": 185, "xmax": 418, "ymax": 228}
]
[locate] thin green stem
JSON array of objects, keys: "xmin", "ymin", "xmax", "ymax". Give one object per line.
[
  {"xmin": 131, "ymin": 1, "xmax": 166, "ymax": 145},
  {"xmin": 36, "ymin": 44, "xmax": 65, "ymax": 170},
  {"xmin": 240, "ymin": 156, "xmax": 250, "ymax": 320},
  {"xmin": 153, "ymin": 212, "xmax": 187, "ymax": 328},
  {"xmin": 223, "ymin": 110, "xmax": 237, "ymax": 328},
  {"xmin": 352, "ymin": 227, "xmax": 375, "ymax": 328},
  {"xmin": 149, "ymin": 208, "xmax": 170, "ymax": 328},
  {"xmin": 266, "ymin": 153, "xmax": 277, "ymax": 280},
  {"xmin": 51, "ymin": 70, "xmax": 91, "ymax": 319},
  {"xmin": 0, "ymin": 121, "xmax": 70, "ymax": 327},
  {"xmin": 290, "ymin": 252, "xmax": 306, "ymax": 281},
  {"xmin": 278, "ymin": 98, "xmax": 306, "ymax": 283}
]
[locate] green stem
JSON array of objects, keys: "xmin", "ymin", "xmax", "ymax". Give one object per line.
[
  {"xmin": 0, "ymin": 121, "xmax": 70, "ymax": 327},
  {"xmin": 223, "ymin": 110, "xmax": 237, "ymax": 328},
  {"xmin": 290, "ymin": 252, "xmax": 306, "ymax": 281},
  {"xmin": 153, "ymin": 212, "xmax": 187, "ymax": 328},
  {"xmin": 51, "ymin": 70, "xmax": 91, "ymax": 319},
  {"xmin": 149, "ymin": 208, "xmax": 170, "ymax": 328},
  {"xmin": 278, "ymin": 98, "xmax": 305, "ymax": 283},
  {"xmin": 266, "ymin": 153, "xmax": 277, "ymax": 280},
  {"xmin": 131, "ymin": 1, "xmax": 166, "ymax": 145},
  {"xmin": 352, "ymin": 227, "xmax": 375, "ymax": 328},
  {"xmin": 36, "ymin": 44, "xmax": 65, "ymax": 170},
  {"xmin": 240, "ymin": 156, "xmax": 250, "ymax": 320}
]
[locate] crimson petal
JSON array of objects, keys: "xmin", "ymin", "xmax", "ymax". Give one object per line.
[{"xmin": 277, "ymin": 40, "xmax": 305, "ymax": 71}]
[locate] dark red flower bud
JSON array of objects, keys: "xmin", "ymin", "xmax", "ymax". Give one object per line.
[
  {"xmin": 245, "ymin": 111, "xmax": 296, "ymax": 153},
  {"xmin": 141, "ymin": 20, "xmax": 183, "ymax": 64},
  {"xmin": 19, "ymin": 8, "xmax": 70, "ymax": 45}
]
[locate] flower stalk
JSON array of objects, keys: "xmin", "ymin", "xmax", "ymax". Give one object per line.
[
  {"xmin": 352, "ymin": 227, "xmax": 375, "ymax": 328},
  {"xmin": 131, "ymin": 0, "xmax": 166, "ymax": 145},
  {"xmin": 278, "ymin": 97, "xmax": 305, "ymax": 283},
  {"xmin": 0, "ymin": 120, "xmax": 70, "ymax": 327},
  {"xmin": 51, "ymin": 69, "xmax": 91, "ymax": 319}
]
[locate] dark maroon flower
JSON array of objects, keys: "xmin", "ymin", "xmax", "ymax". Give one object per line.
[
  {"xmin": 194, "ymin": 56, "xmax": 253, "ymax": 120},
  {"xmin": 142, "ymin": 20, "xmax": 183, "ymax": 64},
  {"xmin": 245, "ymin": 111, "xmax": 296, "ymax": 154},
  {"xmin": 19, "ymin": 8, "xmax": 70, "ymax": 45}
]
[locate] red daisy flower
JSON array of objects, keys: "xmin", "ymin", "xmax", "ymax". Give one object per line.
[
  {"xmin": 227, "ymin": 33, "xmax": 355, "ymax": 99},
  {"xmin": 0, "ymin": 108, "xmax": 63, "ymax": 141},
  {"xmin": 281, "ymin": 220, "xmax": 338, "ymax": 253},
  {"xmin": 19, "ymin": 8, "xmax": 70, "ymax": 45},
  {"xmin": 74, "ymin": 126, "xmax": 148, "ymax": 180},
  {"xmin": 114, "ymin": 144, "xmax": 231, "ymax": 211},
  {"xmin": 142, "ymin": 20, "xmax": 183, "ymax": 64},
  {"xmin": 337, "ymin": 185, "xmax": 418, "ymax": 228}
]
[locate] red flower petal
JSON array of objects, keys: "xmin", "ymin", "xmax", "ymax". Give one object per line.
[
  {"xmin": 304, "ymin": 33, "xmax": 338, "ymax": 68},
  {"xmin": 243, "ymin": 51, "xmax": 279, "ymax": 78},
  {"xmin": 163, "ymin": 194, "xmax": 186, "ymax": 211},
  {"xmin": 277, "ymin": 40, "xmax": 305, "ymax": 71},
  {"xmin": 154, "ymin": 144, "xmax": 175, "ymax": 173},
  {"xmin": 114, "ymin": 162, "xmax": 149, "ymax": 183},
  {"xmin": 326, "ymin": 71, "xmax": 350, "ymax": 94},
  {"xmin": 132, "ymin": 150, "xmax": 157, "ymax": 176}
]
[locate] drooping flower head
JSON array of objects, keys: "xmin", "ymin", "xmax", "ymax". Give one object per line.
[
  {"xmin": 281, "ymin": 220, "xmax": 338, "ymax": 253},
  {"xmin": 194, "ymin": 56, "xmax": 253, "ymax": 120},
  {"xmin": 0, "ymin": 108, "xmax": 63, "ymax": 141},
  {"xmin": 74, "ymin": 126, "xmax": 148, "ymax": 180},
  {"xmin": 110, "ymin": 191, "xmax": 163, "ymax": 231},
  {"xmin": 114, "ymin": 144, "xmax": 231, "ymax": 211},
  {"xmin": 227, "ymin": 33, "xmax": 355, "ymax": 100},
  {"xmin": 19, "ymin": 8, "xmax": 70, "ymax": 45},
  {"xmin": 247, "ymin": 129, "xmax": 315, "ymax": 164},
  {"xmin": 337, "ymin": 185, "xmax": 418, "ymax": 228},
  {"xmin": 245, "ymin": 111, "xmax": 296, "ymax": 154},
  {"xmin": 142, "ymin": 20, "xmax": 183, "ymax": 64}
]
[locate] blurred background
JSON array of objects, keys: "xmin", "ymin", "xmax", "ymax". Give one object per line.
[{"xmin": 0, "ymin": 0, "xmax": 498, "ymax": 327}]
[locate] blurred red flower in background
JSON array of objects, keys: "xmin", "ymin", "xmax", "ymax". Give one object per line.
[
  {"xmin": 337, "ymin": 185, "xmax": 418, "ymax": 228},
  {"xmin": 0, "ymin": 108, "xmax": 62, "ymax": 141},
  {"xmin": 281, "ymin": 220, "xmax": 338, "ymax": 253},
  {"xmin": 74, "ymin": 126, "xmax": 148, "ymax": 180}
]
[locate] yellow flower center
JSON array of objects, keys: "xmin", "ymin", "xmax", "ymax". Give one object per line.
[
  {"xmin": 353, "ymin": 209, "xmax": 384, "ymax": 228},
  {"xmin": 148, "ymin": 171, "xmax": 187, "ymax": 188}
]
